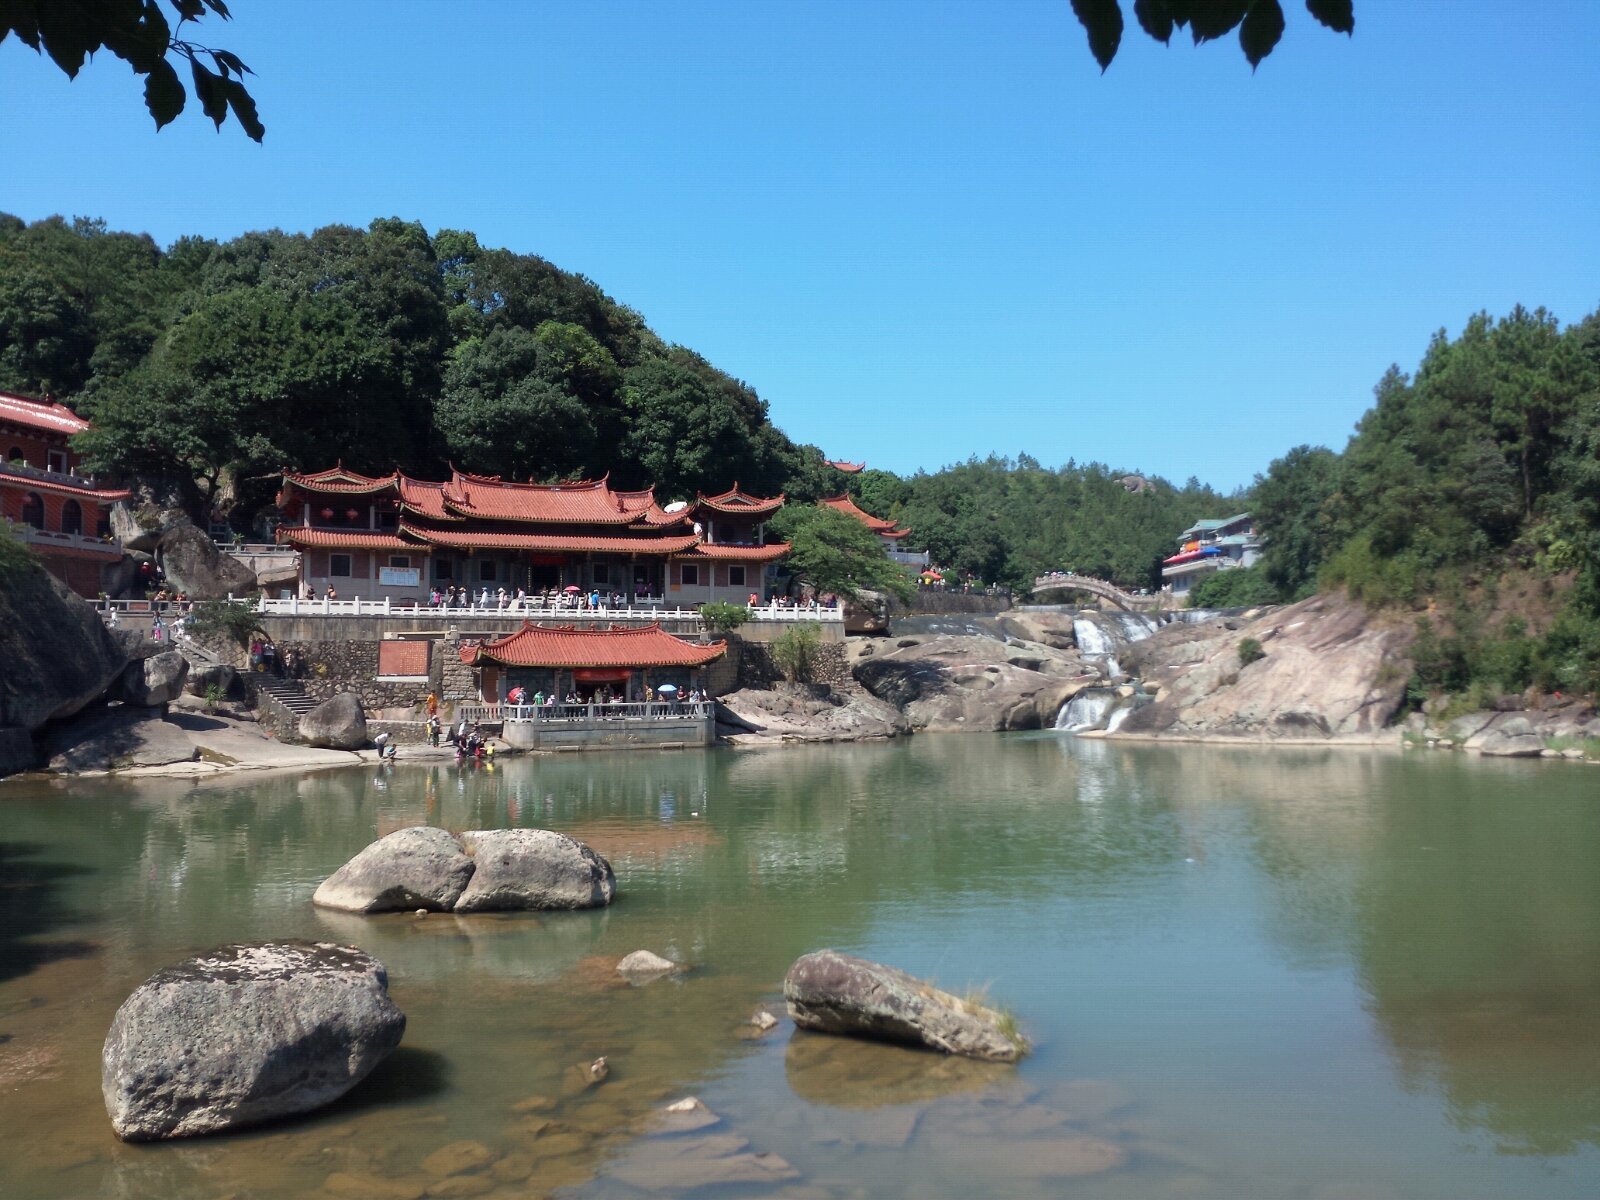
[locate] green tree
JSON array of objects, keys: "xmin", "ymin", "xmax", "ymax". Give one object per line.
[
  {"xmin": 2, "ymin": 0, "xmax": 264, "ymax": 140},
  {"xmin": 1188, "ymin": 564, "xmax": 1279, "ymax": 609},
  {"xmin": 769, "ymin": 506, "xmax": 915, "ymax": 603},
  {"xmin": 1252, "ymin": 444, "xmax": 1337, "ymax": 599}
]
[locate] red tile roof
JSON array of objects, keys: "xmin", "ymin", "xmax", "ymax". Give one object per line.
[
  {"xmin": 0, "ymin": 471, "xmax": 129, "ymax": 502},
  {"xmin": 695, "ymin": 484, "xmax": 784, "ymax": 516},
  {"xmin": 440, "ymin": 471, "xmax": 659, "ymax": 525},
  {"xmin": 462, "ymin": 622, "xmax": 727, "ymax": 669},
  {"xmin": 0, "ymin": 391, "xmax": 90, "ymax": 436},
  {"xmin": 400, "ymin": 523, "xmax": 700, "ymax": 555},
  {"xmin": 281, "ymin": 466, "xmax": 399, "ymax": 494},
  {"xmin": 819, "ymin": 494, "xmax": 911, "ymax": 538},
  {"xmin": 278, "ymin": 527, "xmax": 420, "ymax": 551},
  {"xmin": 675, "ymin": 542, "xmax": 790, "ymax": 562},
  {"xmin": 826, "ymin": 460, "xmax": 865, "ymax": 473}
]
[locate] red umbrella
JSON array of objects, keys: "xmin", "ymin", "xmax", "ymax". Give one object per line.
[{"xmin": 564, "ymin": 585, "xmax": 583, "ymax": 593}]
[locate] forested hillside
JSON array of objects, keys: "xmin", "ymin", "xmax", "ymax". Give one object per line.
[
  {"xmin": 0, "ymin": 212, "xmax": 1232, "ymax": 588},
  {"xmin": 1228, "ymin": 304, "xmax": 1600, "ymax": 697},
  {"xmin": 0, "ymin": 214, "xmax": 847, "ymax": 522}
]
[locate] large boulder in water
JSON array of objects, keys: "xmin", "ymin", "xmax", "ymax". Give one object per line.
[
  {"xmin": 715, "ymin": 682, "xmax": 909, "ymax": 744},
  {"xmin": 455, "ymin": 828, "xmax": 616, "ymax": 911},
  {"xmin": 156, "ymin": 521, "xmax": 256, "ymax": 600},
  {"xmin": 300, "ymin": 692, "xmax": 367, "ymax": 749},
  {"xmin": 101, "ymin": 941, "xmax": 405, "ymax": 1140},
  {"xmin": 313, "ymin": 826, "xmax": 476, "ymax": 913},
  {"xmin": 783, "ymin": 949, "xmax": 1027, "ymax": 1062},
  {"xmin": 117, "ymin": 649, "xmax": 189, "ymax": 706},
  {"xmin": 313, "ymin": 826, "xmax": 617, "ymax": 914}
]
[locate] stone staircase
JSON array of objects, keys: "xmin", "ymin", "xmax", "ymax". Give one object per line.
[{"xmin": 253, "ymin": 675, "xmax": 319, "ymax": 717}]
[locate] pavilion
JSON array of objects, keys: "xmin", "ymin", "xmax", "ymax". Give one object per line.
[{"xmin": 458, "ymin": 621, "xmax": 727, "ymax": 703}]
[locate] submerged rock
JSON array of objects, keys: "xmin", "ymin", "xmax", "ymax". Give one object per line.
[
  {"xmin": 101, "ymin": 941, "xmax": 405, "ymax": 1140},
  {"xmin": 314, "ymin": 826, "xmax": 616, "ymax": 914},
  {"xmin": 456, "ymin": 828, "xmax": 615, "ymax": 911},
  {"xmin": 603, "ymin": 1133, "xmax": 799, "ymax": 1191},
  {"xmin": 617, "ymin": 950, "xmax": 683, "ymax": 981},
  {"xmin": 784, "ymin": 949, "xmax": 1027, "ymax": 1062},
  {"xmin": 300, "ymin": 692, "xmax": 368, "ymax": 749},
  {"xmin": 313, "ymin": 826, "xmax": 476, "ymax": 913}
]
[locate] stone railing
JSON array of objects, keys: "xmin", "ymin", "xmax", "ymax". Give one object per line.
[
  {"xmin": 0, "ymin": 459, "xmax": 102, "ymax": 490},
  {"xmin": 239, "ymin": 595, "xmax": 843, "ymax": 622}
]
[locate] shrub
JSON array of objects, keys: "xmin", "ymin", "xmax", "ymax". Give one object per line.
[
  {"xmin": 187, "ymin": 600, "xmax": 260, "ymax": 646},
  {"xmin": 1187, "ymin": 564, "xmax": 1280, "ymax": 609},
  {"xmin": 770, "ymin": 621, "xmax": 822, "ymax": 682},
  {"xmin": 1238, "ymin": 636, "xmax": 1265, "ymax": 667},
  {"xmin": 0, "ymin": 521, "xmax": 38, "ymax": 583},
  {"xmin": 697, "ymin": 602, "xmax": 750, "ymax": 634}
]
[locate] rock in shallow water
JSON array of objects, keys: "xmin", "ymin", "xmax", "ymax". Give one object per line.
[
  {"xmin": 313, "ymin": 826, "xmax": 476, "ymax": 913},
  {"xmin": 314, "ymin": 826, "xmax": 616, "ymax": 914},
  {"xmin": 784, "ymin": 949, "xmax": 1026, "ymax": 1062},
  {"xmin": 102, "ymin": 941, "xmax": 405, "ymax": 1140},
  {"xmin": 456, "ymin": 828, "xmax": 615, "ymax": 911},
  {"xmin": 617, "ymin": 949, "xmax": 683, "ymax": 981}
]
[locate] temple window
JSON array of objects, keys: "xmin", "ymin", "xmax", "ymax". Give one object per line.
[
  {"xmin": 389, "ymin": 555, "xmax": 411, "ymax": 569},
  {"xmin": 680, "ymin": 564, "xmax": 700, "ymax": 586},
  {"xmin": 329, "ymin": 554, "xmax": 352, "ymax": 577},
  {"xmin": 47, "ymin": 449, "xmax": 69, "ymax": 474},
  {"xmin": 20, "ymin": 492, "xmax": 44, "ymax": 529},
  {"xmin": 728, "ymin": 564, "xmax": 746, "ymax": 587},
  {"xmin": 60, "ymin": 499, "xmax": 83, "ymax": 535},
  {"xmin": 6, "ymin": 446, "xmax": 22, "ymax": 464}
]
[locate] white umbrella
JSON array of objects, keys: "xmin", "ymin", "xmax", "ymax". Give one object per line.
[{"xmin": 655, "ymin": 683, "xmax": 679, "ymax": 694}]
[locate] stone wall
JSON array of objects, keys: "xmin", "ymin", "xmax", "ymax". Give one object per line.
[
  {"xmin": 276, "ymin": 639, "xmax": 430, "ymax": 714},
  {"xmin": 370, "ymin": 719, "xmax": 430, "ymax": 745},
  {"xmin": 734, "ymin": 640, "xmax": 849, "ymax": 690},
  {"xmin": 888, "ymin": 591, "xmax": 1012, "ymax": 617}
]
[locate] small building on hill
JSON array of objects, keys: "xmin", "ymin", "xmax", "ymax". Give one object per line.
[
  {"xmin": 818, "ymin": 493, "xmax": 928, "ymax": 570},
  {"xmin": 0, "ymin": 390, "xmax": 129, "ymax": 596},
  {"xmin": 275, "ymin": 467, "xmax": 789, "ymax": 605},
  {"xmin": 1160, "ymin": 513, "xmax": 1262, "ymax": 597}
]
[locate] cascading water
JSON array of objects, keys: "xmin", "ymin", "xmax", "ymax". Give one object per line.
[
  {"xmin": 1072, "ymin": 617, "xmax": 1122, "ymax": 678},
  {"xmin": 1054, "ymin": 687, "xmax": 1116, "ymax": 731},
  {"xmin": 1104, "ymin": 703, "xmax": 1136, "ymax": 733}
]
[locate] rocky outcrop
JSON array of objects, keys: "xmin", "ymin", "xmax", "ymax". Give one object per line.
[
  {"xmin": 716, "ymin": 682, "xmax": 909, "ymax": 744},
  {"xmin": 41, "ymin": 704, "xmax": 199, "ymax": 772},
  {"xmin": 1475, "ymin": 716, "xmax": 1547, "ymax": 757},
  {"xmin": 157, "ymin": 521, "xmax": 256, "ymax": 599},
  {"xmin": 852, "ymin": 633, "xmax": 1091, "ymax": 732},
  {"xmin": 313, "ymin": 826, "xmax": 617, "ymax": 914},
  {"xmin": 1115, "ymin": 593, "xmax": 1412, "ymax": 741},
  {"xmin": 101, "ymin": 941, "xmax": 405, "ymax": 1140},
  {"xmin": 313, "ymin": 826, "xmax": 477, "ymax": 913},
  {"xmin": 455, "ymin": 828, "xmax": 617, "ymax": 911},
  {"xmin": 116, "ymin": 649, "xmax": 189, "ymax": 706},
  {"xmin": 185, "ymin": 662, "xmax": 242, "ymax": 700},
  {"xmin": 784, "ymin": 949, "xmax": 1027, "ymax": 1062},
  {"xmin": 0, "ymin": 558, "xmax": 130, "ymax": 736},
  {"xmin": 300, "ymin": 692, "xmax": 368, "ymax": 749}
]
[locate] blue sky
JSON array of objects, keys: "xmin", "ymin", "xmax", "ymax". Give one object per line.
[{"xmin": 2, "ymin": 1, "xmax": 1596, "ymax": 491}]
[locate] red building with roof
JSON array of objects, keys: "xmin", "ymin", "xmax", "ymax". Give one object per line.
[
  {"xmin": 0, "ymin": 390, "xmax": 129, "ymax": 596},
  {"xmin": 818, "ymin": 493, "xmax": 913, "ymax": 545},
  {"xmin": 459, "ymin": 621, "xmax": 727, "ymax": 702},
  {"xmin": 276, "ymin": 467, "xmax": 788, "ymax": 605}
]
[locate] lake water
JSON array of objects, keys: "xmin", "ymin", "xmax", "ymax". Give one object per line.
[{"xmin": 3, "ymin": 735, "xmax": 1600, "ymax": 1199}]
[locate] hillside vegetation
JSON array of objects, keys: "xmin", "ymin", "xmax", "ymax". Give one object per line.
[{"xmin": 1226, "ymin": 304, "xmax": 1600, "ymax": 698}]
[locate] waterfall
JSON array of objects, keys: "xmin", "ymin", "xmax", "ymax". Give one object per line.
[
  {"xmin": 1104, "ymin": 703, "xmax": 1135, "ymax": 733},
  {"xmin": 1072, "ymin": 617, "xmax": 1115, "ymax": 658},
  {"xmin": 1054, "ymin": 687, "xmax": 1116, "ymax": 731}
]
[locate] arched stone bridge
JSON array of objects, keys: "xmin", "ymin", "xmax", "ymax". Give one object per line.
[{"xmin": 1032, "ymin": 573, "xmax": 1163, "ymax": 612}]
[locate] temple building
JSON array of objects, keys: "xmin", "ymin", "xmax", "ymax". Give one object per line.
[
  {"xmin": 275, "ymin": 467, "xmax": 788, "ymax": 604},
  {"xmin": 0, "ymin": 390, "xmax": 129, "ymax": 595},
  {"xmin": 1161, "ymin": 513, "xmax": 1262, "ymax": 596},
  {"xmin": 819, "ymin": 493, "xmax": 913, "ymax": 548},
  {"xmin": 459, "ymin": 621, "xmax": 727, "ymax": 703}
]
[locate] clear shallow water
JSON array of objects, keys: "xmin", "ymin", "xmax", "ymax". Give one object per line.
[{"xmin": 2, "ymin": 736, "xmax": 1600, "ymax": 1198}]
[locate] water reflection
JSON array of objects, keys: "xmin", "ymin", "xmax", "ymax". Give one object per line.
[{"xmin": 2, "ymin": 738, "xmax": 1599, "ymax": 1198}]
